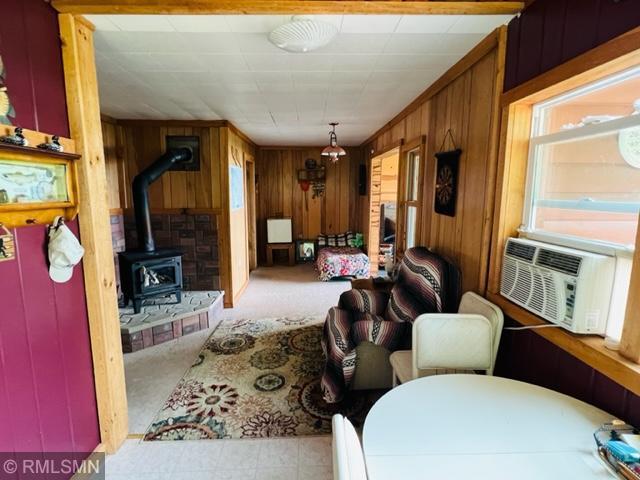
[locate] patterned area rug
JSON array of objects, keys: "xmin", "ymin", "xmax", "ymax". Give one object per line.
[{"xmin": 144, "ymin": 316, "xmax": 379, "ymax": 440}]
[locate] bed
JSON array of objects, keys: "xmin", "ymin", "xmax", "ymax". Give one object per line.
[{"xmin": 316, "ymin": 232, "xmax": 370, "ymax": 281}]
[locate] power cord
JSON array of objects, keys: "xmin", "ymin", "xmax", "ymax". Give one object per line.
[{"xmin": 504, "ymin": 324, "xmax": 565, "ymax": 331}]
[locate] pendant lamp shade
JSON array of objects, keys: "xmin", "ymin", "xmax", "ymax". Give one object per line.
[{"xmin": 321, "ymin": 123, "xmax": 346, "ymax": 163}]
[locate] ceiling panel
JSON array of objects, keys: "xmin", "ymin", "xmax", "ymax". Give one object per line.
[{"xmin": 87, "ymin": 14, "xmax": 513, "ymax": 145}]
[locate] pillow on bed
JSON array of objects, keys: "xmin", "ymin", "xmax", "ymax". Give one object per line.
[{"xmin": 318, "ymin": 232, "xmax": 353, "ymax": 247}]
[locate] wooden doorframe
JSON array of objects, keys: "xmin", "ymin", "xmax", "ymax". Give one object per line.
[
  {"xmin": 396, "ymin": 135, "xmax": 427, "ymax": 258},
  {"xmin": 367, "ymin": 146, "xmax": 400, "ymax": 274},
  {"xmin": 59, "ymin": 14, "xmax": 128, "ymax": 454},
  {"xmin": 244, "ymin": 154, "xmax": 257, "ymax": 271}
]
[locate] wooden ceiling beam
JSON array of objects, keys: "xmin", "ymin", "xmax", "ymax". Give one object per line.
[{"xmin": 51, "ymin": 1, "xmax": 524, "ymax": 15}]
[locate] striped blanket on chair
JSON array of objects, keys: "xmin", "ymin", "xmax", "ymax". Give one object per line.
[{"xmin": 320, "ymin": 247, "xmax": 459, "ymax": 403}]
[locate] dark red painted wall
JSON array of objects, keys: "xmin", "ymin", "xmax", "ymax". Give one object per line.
[
  {"xmin": 496, "ymin": 322, "xmax": 640, "ymax": 426},
  {"xmin": 498, "ymin": 0, "xmax": 640, "ymax": 423},
  {"xmin": 0, "ymin": 0, "xmax": 100, "ymax": 457},
  {"xmin": 0, "ymin": 0, "xmax": 69, "ymax": 136},
  {"xmin": 504, "ymin": 0, "xmax": 640, "ymax": 90}
]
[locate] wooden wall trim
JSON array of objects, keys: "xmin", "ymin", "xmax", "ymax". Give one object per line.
[
  {"xmin": 362, "ymin": 28, "xmax": 501, "ymax": 147},
  {"xmin": 620, "ymin": 218, "xmax": 640, "ymax": 363},
  {"xmin": 60, "ymin": 13, "xmax": 128, "ymax": 454},
  {"xmin": 52, "ymin": 0, "xmax": 524, "ymax": 15},
  {"xmin": 502, "ymin": 26, "xmax": 640, "ymax": 106},
  {"xmin": 488, "ymin": 292, "xmax": 640, "ymax": 398}
]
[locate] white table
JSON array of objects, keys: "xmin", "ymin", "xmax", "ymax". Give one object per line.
[{"xmin": 363, "ymin": 375, "xmax": 616, "ymax": 479}]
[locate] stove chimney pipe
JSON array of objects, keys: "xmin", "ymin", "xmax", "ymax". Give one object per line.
[{"xmin": 132, "ymin": 147, "xmax": 192, "ymax": 252}]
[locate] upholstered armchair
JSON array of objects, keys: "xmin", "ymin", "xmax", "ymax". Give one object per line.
[{"xmin": 321, "ymin": 247, "xmax": 460, "ymax": 403}]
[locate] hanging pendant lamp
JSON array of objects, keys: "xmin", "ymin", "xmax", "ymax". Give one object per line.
[{"xmin": 321, "ymin": 122, "xmax": 346, "ymax": 163}]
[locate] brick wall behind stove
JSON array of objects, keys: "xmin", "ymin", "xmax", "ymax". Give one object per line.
[{"xmin": 123, "ymin": 213, "xmax": 220, "ymax": 291}]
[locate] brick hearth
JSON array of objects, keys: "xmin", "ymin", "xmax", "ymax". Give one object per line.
[{"xmin": 120, "ymin": 291, "xmax": 224, "ymax": 353}]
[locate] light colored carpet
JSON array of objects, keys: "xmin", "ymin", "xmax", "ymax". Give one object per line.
[
  {"xmin": 221, "ymin": 264, "xmax": 352, "ymax": 321},
  {"xmin": 144, "ymin": 316, "xmax": 378, "ymax": 440}
]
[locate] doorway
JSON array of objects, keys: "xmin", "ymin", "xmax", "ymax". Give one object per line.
[
  {"xmin": 396, "ymin": 136, "xmax": 426, "ymax": 259},
  {"xmin": 367, "ymin": 148, "xmax": 400, "ymax": 274}
]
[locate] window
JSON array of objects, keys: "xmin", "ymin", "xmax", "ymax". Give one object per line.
[
  {"xmin": 523, "ymin": 65, "xmax": 640, "ymax": 252},
  {"xmin": 522, "ymin": 65, "xmax": 640, "ymax": 342}
]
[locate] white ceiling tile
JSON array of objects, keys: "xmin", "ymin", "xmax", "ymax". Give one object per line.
[
  {"xmin": 314, "ymin": 34, "xmax": 391, "ymax": 54},
  {"xmin": 436, "ymin": 34, "xmax": 487, "ymax": 54},
  {"xmin": 107, "ymin": 15, "xmax": 175, "ymax": 32},
  {"xmin": 288, "ymin": 55, "xmax": 334, "ymax": 72},
  {"xmin": 180, "ymin": 33, "xmax": 241, "ymax": 53},
  {"xmin": 384, "ymin": 34, "xmax": 446, "ymax": 54},
  {"xmin": 329, "ymin": 55, "xmax": 377, "ymax": 71},
  {"xmin": 236, "ymin": 33, "xmax": 287, "ymax": 54},
  {"xmin": 244, "ymin": 54, "xmax": 290, "ymax": 72},
  {"xmin": 86, "ymin": 15, "xmax": 120, "ymax": 31},
  {"xmin": 95, "ymin": 32, "xmax": 189, "ymax": 54},
  {"xmin": 222, "ymin": 82, "xmax": 260, "ymax": 93},
  {"xmin": 394, "ymin": 15, "xmax": 460, "ymax": 34},
  {"xmin": 166, "ymin": 15, "xmax": 232, "ymax": 32},
  {"xmin": 448, "ymin": 15, "xmax": 513, "ymax": 34},
  {"xmin": 375, "ymin": 54, "xmax": 458, "ymax": 71},
  {"xmin": 340, "ymin": 15, "xmax": 402, "ymax": 34},
  {"xmin": 226, "ymin": 15, "xmax": 288, "ymax": 33},
  {"xmin": 93, "ymin": 13, "xmax": 492, "ymax": 145},
  {"xmin": 199, "ymin": 54, "xmax": 249, "ymax": 72}
]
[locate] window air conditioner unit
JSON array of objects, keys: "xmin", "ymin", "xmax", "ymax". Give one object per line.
[{"xmin": 500, "ymin": 238, "xmax": 615, "ymax": 335}]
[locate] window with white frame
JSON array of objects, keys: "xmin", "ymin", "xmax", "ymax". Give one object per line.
[
  {"xmin": 524, "ymin": 65, "xmax": 640, "ymax": 252},
  {"xmin": 522, "ymin": 65, "xmax": 640, "ymax": 342}
]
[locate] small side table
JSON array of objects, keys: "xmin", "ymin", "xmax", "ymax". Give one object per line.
[{"xmin": 266, "ymin": 242, "xmax": 295, "ymax": 266}]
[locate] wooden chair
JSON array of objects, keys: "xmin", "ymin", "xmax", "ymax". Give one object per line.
[
  {"xmin": 389, "ymin": 292, "xmax": 504, "ymax": 386},
  {"xmin": 332, "ymin": 414, "xmax": 368, "ymax": 480}
]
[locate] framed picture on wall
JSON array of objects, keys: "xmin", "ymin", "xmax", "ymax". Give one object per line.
[{"xmin": 295, "ymin": 240, "xmax": 316, "ymax": 263}]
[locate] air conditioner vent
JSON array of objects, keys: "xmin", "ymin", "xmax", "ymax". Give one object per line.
[
  {"xmin": 536, "ymin": 249, "xmax": 581, "ymax": 276},
  {"xmin": 505, "ymin": 240, "xmax": 536, "ymax": 262},
  {"xmin": 542, "ymin": 274, "xmax": 558, "ymax": 319}
]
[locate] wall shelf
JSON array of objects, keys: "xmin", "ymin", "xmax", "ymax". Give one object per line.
[{"xmin": 0, "ymin": 142, "xmax": 80, "ymax": 228}]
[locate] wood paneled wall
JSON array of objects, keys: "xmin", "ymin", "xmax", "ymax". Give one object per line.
[
  {"xmin": 109, "ymin": 121, "xmax": 222, "ymax": 212},
  {"xmin": 362, "ymin": 30, "xmax": 504, "ymax": 294},
  {"xmin": 102, "ymin": 118, "xmax": 124, "ymax": 210},
  {"xmin": 255, "ymin": 146, "xmax": 364, "ymax": 265},
  {"xmin": 223, "ymin": 127, "xmax": 256, "ymax": 303}
]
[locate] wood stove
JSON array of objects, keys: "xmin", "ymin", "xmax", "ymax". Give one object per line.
[
  {"xmin": 119, "ymin": 249, "xmax": 183, "ymax": 313},
  {"xmin": 119, "ymin": 147, "xmax": 192, "ymax": 313}
]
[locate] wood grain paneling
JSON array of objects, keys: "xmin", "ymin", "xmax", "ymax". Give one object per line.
[
  {"xmin": 223, "ymin": 127, "xmax": 256, "ymax": 304},
  {"xmin": 52, "ymin": 0, "xmax": 524, "ymax": 15},
  {"xmin": 113, "ymin": 122, "xmax": 221, "ymax": 211},
  {"xmin": 255, "ymin": 146, "xmax": 364, "ymax": 265},
  {"xmin": 60, "ymin": 13, "xmax": 127, "ymax": 453},
  {"xmin": 362, "ymin": 30, "xmax": 505, "ymax": 295}
]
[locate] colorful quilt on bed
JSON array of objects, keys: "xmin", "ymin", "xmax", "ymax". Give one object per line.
[{"xmin": 316, "ymin": 247, "xmax": 370, "ymax": 281}]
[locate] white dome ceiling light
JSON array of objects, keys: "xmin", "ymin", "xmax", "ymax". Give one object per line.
[{"xmin": 268, "ymin": 16, "xmax": 338, "ymax": 53}]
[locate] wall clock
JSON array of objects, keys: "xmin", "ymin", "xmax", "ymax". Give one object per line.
[{"xmin": 434, "ymin": 148, "xmax": 462, "ymax": 217}]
